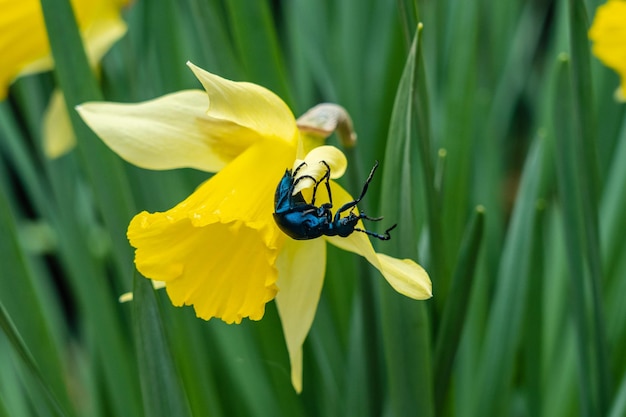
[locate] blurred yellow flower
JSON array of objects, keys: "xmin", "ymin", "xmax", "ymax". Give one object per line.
[
  {"xmin": 589, "ymin": 0, "xmax": 626, "ymax": 101},
  {"xmin": 0, "ymin": 0, "xmax": 128, "ymax": 155},
  {"xmin": 77, "ymin": 62, "xmax": 432, "ymax": 392}
]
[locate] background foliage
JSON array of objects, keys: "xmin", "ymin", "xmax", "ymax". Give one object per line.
[{"xmin": 1, "ymin": 0, "xmax": 626, "ymax": 416}]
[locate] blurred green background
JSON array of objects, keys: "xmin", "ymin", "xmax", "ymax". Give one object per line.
[{"xmin": 1, "ymin": 0, "xmax": 626, "ymax": 416}]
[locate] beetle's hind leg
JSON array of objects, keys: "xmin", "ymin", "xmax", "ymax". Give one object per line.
[
  {"xmin": 354, "ymin": 223, "xmax": 397, "ymax": 241},
  {"xmin": 334, "ymin": 161, "xmax": 380, "ymax": 221},
  {"xmin": 359, "ymin": 212, "xmax": 384, "ymax": 222}
]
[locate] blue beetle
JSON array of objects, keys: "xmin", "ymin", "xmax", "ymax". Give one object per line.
[{"xmin": 273, "ymin": 160, "xmax": 396, "ymax": 240}]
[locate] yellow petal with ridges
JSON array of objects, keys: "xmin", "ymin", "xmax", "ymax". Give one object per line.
[
  {"xmin": 187, "ymin": 62, "xmax": 299, "ymax": 145},
  {"xmin": 129, "ymin": 212, "xmax": 279, "ymax": 324},
  {"xmin": 275, "ymin": 238, "xmax": 326, "ymax": 393},
  {"xmin": 128, "ymin": 139, "xmax": 296, "ymax": 323},
  {"xmin": 324, "ymin": 182, "xmax": 432, "ymax": 299},
  {"xmin": 589, "ymin": 0, "xmax": 626, "ymax": 101},
  {"xmin": 77, "ymin": 90, "xmax": 260, "ymax": 172}
]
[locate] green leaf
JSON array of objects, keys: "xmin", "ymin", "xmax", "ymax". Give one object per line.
[
  {"xmin": 0, "ymin": 304, "xmax": 69, "ymax": 417},
  {"xmin": 471, "ymin": 132, "xmax": 553, "ymax": 417},
  {"xmin": 133, "ymin": 274, "xmax": 192, "ymax": 417},
  {"xmin": 552, "ymin": 54, "xmax": 607, "ymax": 417},
  {"xmin": 225, "ymin": 0, "xmax": 292, "ymax": 104},
  {"xmin": 434, "ymin": 205, "xmax": 484, "ymax": 410},
  {"xmin": 378, "ymin": 24, "xmax": 434, "ymax": 417},
  {"xmin": 608, "ymin": 371, "xmax": 626, "ymax": 417},
  {"xmin": 39, "ymin": 0, "xmax": 136, "ymax": 275},
  {"xmin": 566, "ymin": 2, "xmax": 610, "ymax": 412}
]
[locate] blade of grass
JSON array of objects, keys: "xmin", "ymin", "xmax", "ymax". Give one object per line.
[
  {"xmin": 39, "ymin": 0, "xmax": 136, "ymax": 276},
  {"xmin": 1, "ymin": 99, "xmax": 140, "ymax": 417},
  {"xmin": 552, "ymin": 54, "xmax": 602, "ymax": 417},
  {"xmin": 225, "ymin": 0, "xmax": 292, "ymax": 104},
  {"xmin": 608, "ymin": 371, "xmax": 626, "ymax": 417},
  {"xmin": 0, "ymin": 108, "xmax": 72, "ymax": 413},
  {"xmin": 379, "ymin": 24, "xmax": 434, "ymax": 417},
  {"xmin": 161, "ymin": 309, "xmax": 225, "ymax": 417},
  {"xmin": 601, "ymin": 118, "xmax": 626, "ymax": 283},
  {"xmin": 434, "ymin": 205, "xmax": 484, "ymax": 411},
  {"xmin": 522, "ymin": 200, "xmax": 547, "ymax": 417},
  {"xmin": 205, "ymin": 321, "xmax": 285, "ymax": 417},
  {"xmin": 0, "ymin": 392, "xmax": 11, "ymax": 417},
  {"xmin": 38, "ymin": 3, "xmax": 145, "ymax": 414},
  {"xmin": 0, "ymin": 304, "xmax": 68, "ymax": 417},
  {"xmin": 471, "ymin": 131, "xmax": 553, "ymax": 417},
  {"xmin": 566, "ymin": 1, "xmax": 610, "ymax": 412},
  {"xmin": 132, "ymin": 274, "xmax": 192, "ymax": 417}
]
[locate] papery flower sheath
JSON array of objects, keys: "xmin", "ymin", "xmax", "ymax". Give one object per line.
[
  {"xmin": 589, "ymin": 0, "xmax": 626, "ymax": 101},
  {"xmin": 0, "ymin": 0, "xmax": 128, "ymax": 156},
  {"xmin": 77, "ymin": 62, "xmax": 432, "ymax": 392}
]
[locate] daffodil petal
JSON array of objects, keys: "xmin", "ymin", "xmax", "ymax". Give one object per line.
[
  {"xmin": 589, "ymin": 0, "xmax": 626, "ymax": 100},
  {"xmin": 292, "ymin": 145, "xmax": 348, "ymax": 195},
  {"xmin": 81, "ymin": 13, "xmax": 127, "ymax": 66},
  {"xmin": 187, "ymin": 62, "xmax": 298, "ymax": 145},
  {"xmin": 376, "ymin": 253, "xmax": 432, "ymax": 299},
  {"xmin": 77, "ymin": 90, "xmax": 260, "ymax": 171},
  {"xmin": 127, "ymin": 139, "xmax": 296, "ymax": 323},
  {"xmin": 0, "ymin": 0, "xmax": 49, "ymax": 98},
  {"xmin": 275, "ymin": 238, "xmax": 326, "ymax": 393},
  {"xmin": 43, "ymin": 90, "xmax": 75, "ymax": 158},
  {"xmin": 324, "ymin": 182, "xmax": 432, "ymax": 299},
  {"xmin": 0, "ymin": 0, "xmax": 126, "ymax": 100}
]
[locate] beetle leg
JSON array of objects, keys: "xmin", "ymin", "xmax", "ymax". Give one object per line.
[
  {"xmin": 334, "ymin": 161, "xmax": 379, "ymax": 221},
  {"xmin": 288, "ymin": 162, "xmax": 313, "ymax": 198},
  {"xmin": 359, "ymin": 212, "xmax": 384, "ymax": 222},
  {"xmin": 312, "ymin": 161, "xmax": 332, "ymax": 206},
  {"xmin": 292, "ymin": 161, "xmax": 307, "ymax": 177},
  {"xmin": 291, "ymin": 174, "xmax": 317, "ymax": 194},
  {"xmin": 354, "ymin": 223, "xmax": 397, "ymax": 241}
]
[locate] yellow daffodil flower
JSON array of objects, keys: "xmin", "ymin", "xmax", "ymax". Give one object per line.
[
  {"xmin": 0, "ymin": 0, "xmax": 128, "ymax": 155},
  {"xmin": 589, "ymin": 0, "xmax": 626, "ymax": 101},
  {"xmin": 77, "ymin": 62, "xmax": 432, "ymax": 392}
]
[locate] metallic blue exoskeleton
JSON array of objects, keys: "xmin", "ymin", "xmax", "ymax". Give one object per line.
[{"xmin": 273, "ymin": 160, "xmax": 396, "ymax": 240}]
